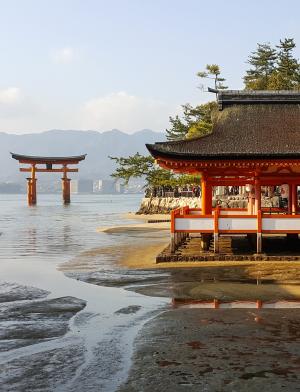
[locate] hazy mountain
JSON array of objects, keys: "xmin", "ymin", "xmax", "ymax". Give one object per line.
[{"xmin": 0, "ymin": 129, "xmax": 165, "ymax": 182}]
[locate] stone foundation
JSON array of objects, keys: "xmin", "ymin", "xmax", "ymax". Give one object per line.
[
  {"xmin": 137, "ymin": 195, "xmax": 281, "ymax": 214},
  {"xmin": 157, "ymin": 235, "xmax": 300, "ymax": 263}
]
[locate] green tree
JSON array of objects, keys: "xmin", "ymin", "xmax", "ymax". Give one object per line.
[
  {"xmin": 166, "ymin": 102, "xmax": 218, "ymax": 141},
  {"xmin": 269, "ymin": 38, "xmax": 300, "ymax": 90},
  {"xmin": 165, "ymin": 113, "xmax": 188, "ymax": 141},
  {"xmin": 185, "ymin": 101, "xmax": 218, "ymax": 139},
  {"xmin": 110, "ymin": 153, "xmax": 174, "ymax": 188},
  {"xmin": 244, "ymin": 43, "xmax": 277, "ymax": 90},
  {"xmin": 110, "ymin": 153, "xmax": 201, "ymax": 189},
  {"xmin": 197, "ymin": 64, "xmax": 227, "ymax": 90}
]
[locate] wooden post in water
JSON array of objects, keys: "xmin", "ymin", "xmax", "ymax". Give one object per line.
[
  {"xmin": 26, "ymin": 164, "xmax": 37, "ymax": 206},
  {"xmin": 26, "ymin": 178, "xmax": 32, "ymax": 205},
  {"xmin": 31, "ymin": 164, "xmax": 37, "ymax": 205},
  {"xmin": 62, "ymin": 165, "xmax": 71, "ymax": 204}
]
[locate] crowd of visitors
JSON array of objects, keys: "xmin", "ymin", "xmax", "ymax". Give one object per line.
[
  {"xmin": 145, "ymin": 185, "xmax": 201, "ymax": 198},
  {"xmin": 145, "ymin": 185, "xmax": 246, "ymax": 198}
]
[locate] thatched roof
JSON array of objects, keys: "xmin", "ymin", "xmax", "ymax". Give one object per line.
[{"xmin": 146, "ymin": 91, "xmax": 300, "ymax": 160}]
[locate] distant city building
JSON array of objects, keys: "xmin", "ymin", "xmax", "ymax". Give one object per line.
[
  {"xmin": 115, "ymin": 181, "xmax": 125, "ymax": 194},
  {"xmin": 95, "ymin": 179, "xmax": 117, "ymax": 194},
  {"xmin": 71, "ymin": 179, "xmax": 93, "ymax": 194}
]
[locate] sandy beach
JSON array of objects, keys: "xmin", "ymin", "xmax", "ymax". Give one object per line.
[{"xmin": 94, "ymin": 213, "xmax": 300, "ymax": 282}]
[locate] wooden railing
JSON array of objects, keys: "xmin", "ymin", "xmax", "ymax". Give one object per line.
[{"xmin": 170, "ymin": 206, "xmax": 300, "ymax": 253}]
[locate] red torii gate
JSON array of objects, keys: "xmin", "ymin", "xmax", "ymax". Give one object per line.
[{"xmin": 11, "ymin": 153, "xmax": 86, "ymax": 205}]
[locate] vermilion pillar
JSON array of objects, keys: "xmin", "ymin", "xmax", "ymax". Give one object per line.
[
  {"xmin": 62, "ymin": 165, "xmax": 71, "ymax": 204},
  {"xmin": 254, "ymin": 176, "xmax": 262, "ymax": 253},
  {"xmin": 26, "ymin": 164, "xmax": 37, "ymax": 206},
  {"xmin": 201, "ymin": 174, "xmax": 212, "ymax": 251},
  {"xmin": 201, "ymin": 175, "xmax": 212, "ymax": 215},
  {"xmin": 27, "ymin": 178, "xmax": 32, "ymax": 205},
  {"xmin": 254, "ymin": 176, "xmax": 261, "ymax": 214},
  {"xmin": 247, "ymin": 184, "xmax": 255, "ymax": 214},
  {"xmin": 291, "ymin": 184, "xmax": 298, "ymax": 214},
  {"xmin": 62, "ymin": 178, "xmax": 71, "ymax": 204},
  {"xmin": 31, "ymin": 178, "xmax": 37, "ymax": 205}
]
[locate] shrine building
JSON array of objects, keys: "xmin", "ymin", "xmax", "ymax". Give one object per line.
[{"xmin": 146, "ymin": 90, "xmax": 300, "ymax": 257}]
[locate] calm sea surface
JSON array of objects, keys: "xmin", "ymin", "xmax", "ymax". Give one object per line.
[{"xmin": 0, "ymin": 193, "xmax": 142, "ymax": 262}]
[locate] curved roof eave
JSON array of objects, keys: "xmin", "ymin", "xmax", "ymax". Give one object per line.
[
  {"xmin": 146, "ymin": 144, "xmax": 300, "ymax": 161},
  {"xmin": 10, "ymin": 153, "xmax": 87, "ymax": 163}
]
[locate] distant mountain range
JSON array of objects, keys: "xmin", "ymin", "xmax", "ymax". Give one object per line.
[{"xmin": 0, "ymin": 129, "xmax": 165, "ymax": 182}]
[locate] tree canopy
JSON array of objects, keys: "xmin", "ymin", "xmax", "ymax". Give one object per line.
[
  {"xmin": 110, "ymin": 153, "xmax": 200, "ymax": 189},
  {"xmin": 165, "ymin": 64, "xmax": 226, "ymax": 141},
  {"xmin": 166, "ymin": 101, "xmax": 218, "ymax": 141},
  {"xmin": 244, "ymin": 38, "xmax": 300, "ymax": 90},
  {"xmin": 197, "ymin": 64, "xmax": 227, "ymax": 90}
]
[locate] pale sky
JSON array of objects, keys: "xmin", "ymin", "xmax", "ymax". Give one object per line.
[{"xmin": 1, "ymin": 0, "xmax": 300, "ymax": 133}]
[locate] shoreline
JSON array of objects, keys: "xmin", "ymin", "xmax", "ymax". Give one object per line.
[
  {"xmin": 95, "ymin": 213, "xmax": 300, "ymax": 279},
  {"xmin": 57, "ymin": 208, "xmax": 300, "ymax": 391},
  {"xmin": 97, "ymin": 212, "xmax": 170, "ymax": 233},
  {"xmin": 59, "ymin": 211, "xmax": 300, "ymax": 299},
  {"xmin": 118, "ymin": 231, "xmax": 300, "ymax": 275}
]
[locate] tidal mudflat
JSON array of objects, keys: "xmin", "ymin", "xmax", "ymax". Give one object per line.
[
  {"xmin": 1, "ymin": 194, "xmax": 300, "ymax": 391},
  {"xmin": 0, "ymin": 195, "xmax": 167, "ymax": 391},
  {"xmin": 119, "ymin": 308, "xmax": 300, "ymax": 392}
]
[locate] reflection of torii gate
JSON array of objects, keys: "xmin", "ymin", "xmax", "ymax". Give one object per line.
[{"xmin": 11, "ymin": 153, "xmax": 86, "ymax": 205}]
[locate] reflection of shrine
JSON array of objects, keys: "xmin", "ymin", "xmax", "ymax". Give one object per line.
[
  {"xmin": 172, "ymin": 298, "xmax": 300, "ymax": 309},
  {"xmin": 11, "ymin": 153, "xmax": 86, "ymax": 205}
]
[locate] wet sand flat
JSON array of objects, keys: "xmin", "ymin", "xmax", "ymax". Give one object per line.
[
  {"xmin": 0, "ymin": 282, "xmax": 87, "ymax": 391},
  {"xmin": 118, "ymin": 308, "xmax": 300, "ymax": 392}
]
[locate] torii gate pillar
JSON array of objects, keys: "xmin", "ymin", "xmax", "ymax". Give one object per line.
[
  {"xmin": 27, "ymin": 177, "xmax": 37, "ymax": 205},
  {"xmin": 27, "ymin": 164, "xmax": 37, "ymax": 205},
  {"xmin": 62, "ymin": 177, "xmax": 71, "ymax": 204}
]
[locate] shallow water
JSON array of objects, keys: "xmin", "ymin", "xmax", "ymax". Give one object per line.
[{"xmin": 0, "ymin": 194, "xmax": 168, "ymax": 391}]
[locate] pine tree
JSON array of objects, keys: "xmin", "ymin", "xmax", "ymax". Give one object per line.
[
  {"xmin": 244, "ymin": 43, "xmax": 277, "ymax": 90},
  {"xmin": 166, "ymin": 102, "xmax": 217, "ymax": 141},
  {"xmin": 197, "ymin": 64, "xmax": 227, "ymax": 90},
  {"xmin": 185, "ymin": 101, "xmax": 218, "ymax": 139},
  {"xmin": 165, "ymin": 114, "xmax": 188, "ymax": 141},
  {"xmin": 270, "ymin": 38, "xmax": 300, "ymax": 90},
  {"xmin": 109, "ymin": 153, "xmax": 200, "ymax": 189}
]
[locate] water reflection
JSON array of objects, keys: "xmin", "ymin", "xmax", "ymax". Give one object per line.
[
  {"xmin": 0, "ymin": 194, "xmax": 142, "ymax": 262},
  {"xmin": 172, "ymin": 298, "xmax": 300, "ymax": 308}
]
